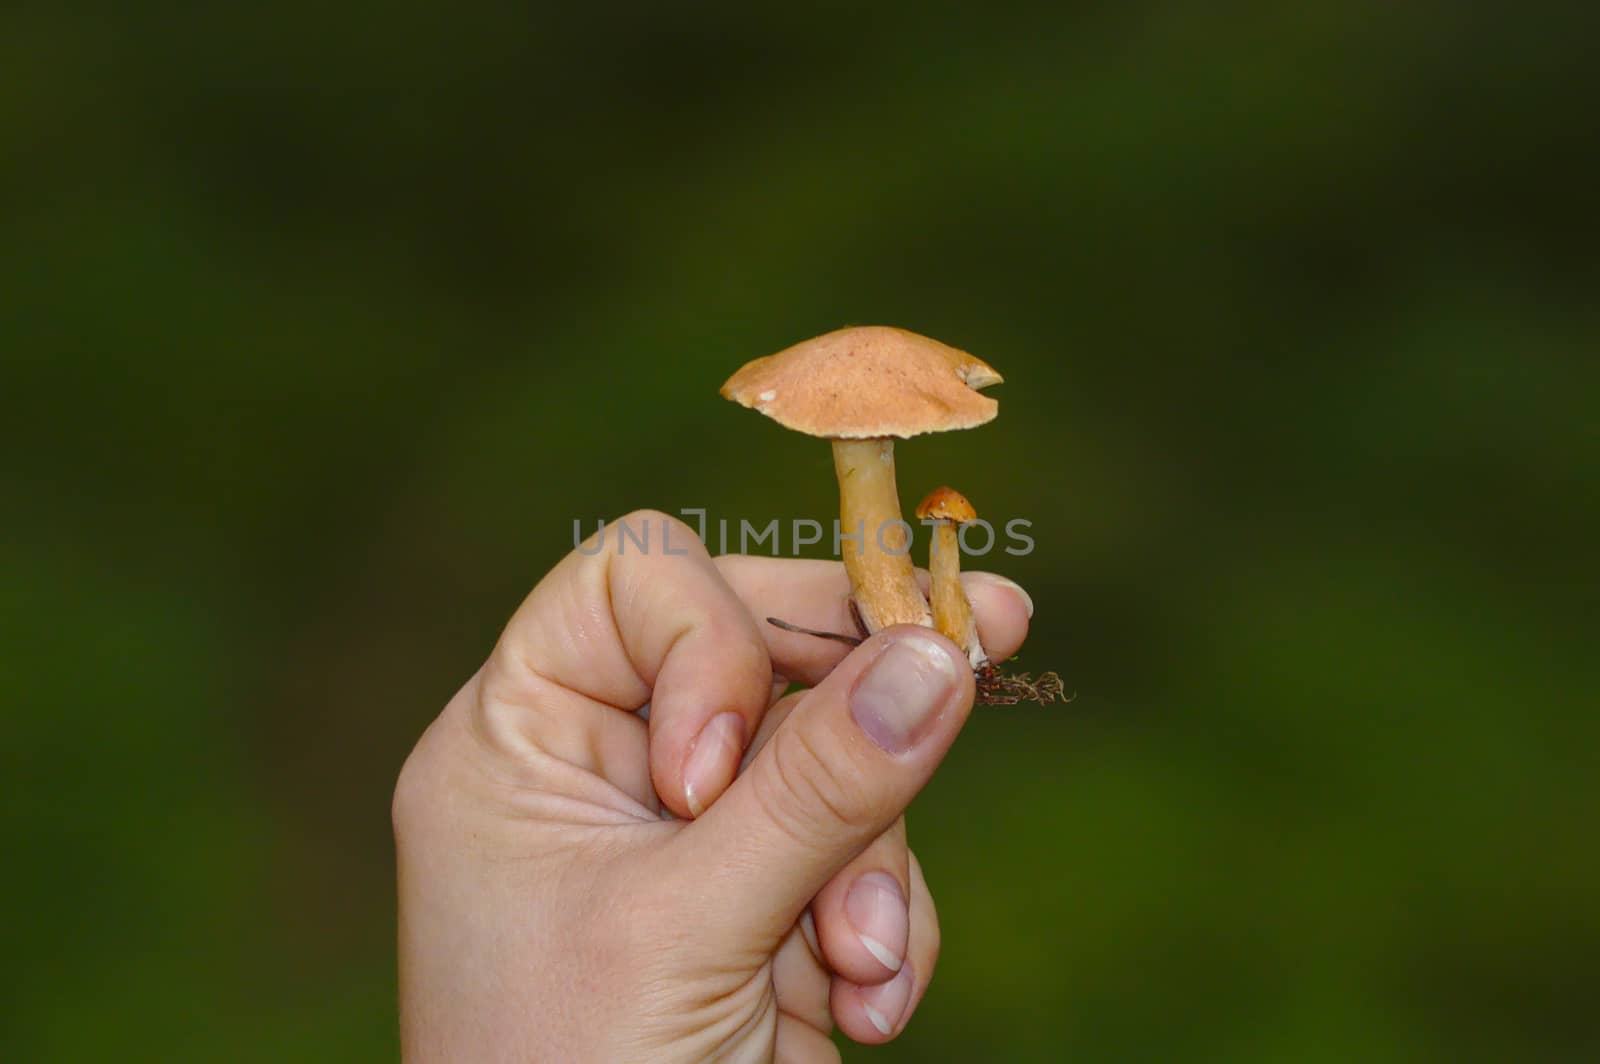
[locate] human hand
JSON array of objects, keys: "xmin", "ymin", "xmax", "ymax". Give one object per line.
[{"xmin": 393, "ymin": 511, "xmax": 1032, "ymax": 1061}]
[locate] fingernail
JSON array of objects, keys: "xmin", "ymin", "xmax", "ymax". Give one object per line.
[
  {"xmin": 846, "ymin": 871, "xmax": 908, "ymax": 973},
  {"xmin": 683, "ymin": 711, "xmax": 744, "ymax": 817},
  {"xmin": 861, "ymin": 960, "xmax": 915, "ymax": 1036},
  {"xmin": 850, "ymin": 633, "xmax": 959, "ymax": 754},
  {"xmin": 968, "ymin": 572, "xmax": 1034, "ymax": 618}
]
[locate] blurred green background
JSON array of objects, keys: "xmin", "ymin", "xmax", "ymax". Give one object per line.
[{"xmin": 4, "ymin": 3, "xmax": 1598, "ymax": 1060}]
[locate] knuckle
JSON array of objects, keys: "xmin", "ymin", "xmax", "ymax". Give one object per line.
[
  {"xmin": 609, "ymin": 508, "xmax": 706, "ymax": 557},
  {"xmin": 753, "ymin": 725, "xmax": 876, "ymax": 849},
  {"xmin": 612, "ymin": 507, "xmax": 671, "ymax": 539},
  {"xmin": 572, "ymin": 508, "xmax": 705, "ymax": 561}
]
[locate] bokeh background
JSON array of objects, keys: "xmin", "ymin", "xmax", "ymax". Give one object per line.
[{"xmin": 5, "ymin": 3, "xmax": 1598, "ymax": 1060}]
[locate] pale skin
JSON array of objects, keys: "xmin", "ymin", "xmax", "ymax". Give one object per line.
[{"xmin": 394, "ymin": 510, "xmax": 1032, "ymax": 1061}]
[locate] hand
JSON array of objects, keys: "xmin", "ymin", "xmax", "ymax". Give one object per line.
[{"xmin": 393, "ymin": 511, "xmax": 1032, "ymax": 1061}]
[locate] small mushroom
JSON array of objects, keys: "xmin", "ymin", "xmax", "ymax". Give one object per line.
[
  {"xmin": 721, "ymin": 326, "xmax": 1002, "ymax": 634},
  {"xmin": 914, "ymin": 486, "xmax": 988, "ymax": 669}
]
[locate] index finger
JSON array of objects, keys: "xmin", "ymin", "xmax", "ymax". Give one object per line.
[
  {"xmin": 481, "ymin": 510, "xmax": 771, "ymax": 819},
  {"xmin": 713, "ymin": 555, "xmax": 1034, "ymax": 687}
]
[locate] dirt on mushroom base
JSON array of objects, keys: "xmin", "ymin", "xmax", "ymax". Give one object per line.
[
  {"xmin": 974, "ymin": 662, "xmax": 1070, "ymax": 706},
  {"xmin": 765, "ymin": 616, "xmax": 1070, "ymax": 706}
]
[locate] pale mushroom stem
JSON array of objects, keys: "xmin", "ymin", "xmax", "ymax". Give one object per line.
[
  {"xmin": 831, "ymin": 438, "xmax": 933, "ymax": 633},
  {"xmin": 929, "ymin": 522, "xmax": 988, "ymax": 669}
]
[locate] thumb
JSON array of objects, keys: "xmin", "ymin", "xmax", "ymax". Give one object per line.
[{"xmin": 669, "ymin": 625, "xmax": 974, "ymax": 942}]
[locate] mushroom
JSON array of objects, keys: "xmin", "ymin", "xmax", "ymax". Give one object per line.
[
  {"xmin": 914, "ymin": 485, "xmax": 988, "ymax": 669},
  {"xmin": 721, "ymin": 326, "xmax": 1002, "ymax": 635}
]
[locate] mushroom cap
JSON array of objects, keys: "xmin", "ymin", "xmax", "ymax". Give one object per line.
[
  {"xmin": 720, "ymin": 325, "xmax": 1002, "ymax": 440},
  {"xmin": 915, "ymin": 485, "xmax": 977, "ymax": 524}
]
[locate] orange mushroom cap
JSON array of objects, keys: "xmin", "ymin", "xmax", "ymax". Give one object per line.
[{"xmin": 915, "ymin": 485, "xmax": 977, "ymax": 524}]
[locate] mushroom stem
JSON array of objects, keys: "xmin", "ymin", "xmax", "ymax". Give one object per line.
[
  {"xmin": 928, "ymin": 522, "xmax": 988, "ymax": 669},
  {"xmin": 831, "ymin": 438, "xmax": 932, "ymax": 633}
]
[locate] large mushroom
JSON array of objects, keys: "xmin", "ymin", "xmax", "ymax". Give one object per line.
[{"xmin": 721, "ymin": 326, "xmax": 1002, "ymax": 636}]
